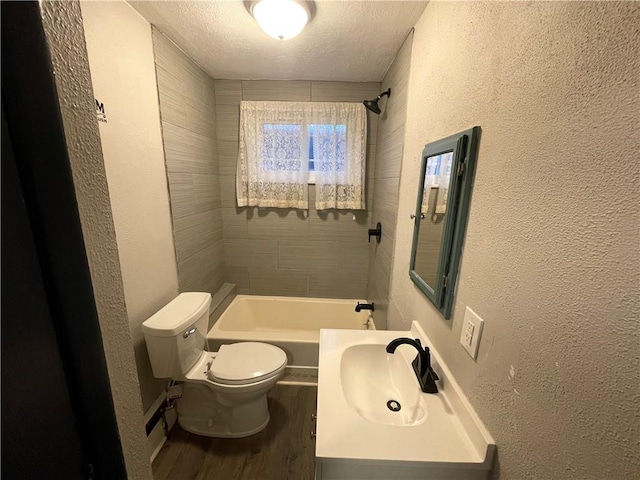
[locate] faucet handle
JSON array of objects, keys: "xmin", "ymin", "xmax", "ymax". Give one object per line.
[{"xmin": 423, "ymin": 346, "xmax": 439, "ymax": 380}]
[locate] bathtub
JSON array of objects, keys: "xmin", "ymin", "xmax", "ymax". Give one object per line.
[{"xmin": 206, "ymin": 295, "xmax": 375, "ymax": 373}]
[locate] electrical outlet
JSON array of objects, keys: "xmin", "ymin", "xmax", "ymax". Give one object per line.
[
  {"xmin": 460, "ymin": 306, "xmax": 484, "ymax": 360},
  {"xmin": 463, "ymin": 322, "xmax": 474, "ymax": 347}
]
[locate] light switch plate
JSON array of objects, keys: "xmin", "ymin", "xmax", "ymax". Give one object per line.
[{"xmin": 460, "ymin": 306, "xmax": 484, "ymax": 360}]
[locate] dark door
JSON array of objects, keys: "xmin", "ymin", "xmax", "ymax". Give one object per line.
[
  {"xmin": 2, "ymin": 2, "xmax": 128, "ymax": 479},
  {"xmin": 1, "ymin": 108, "xmax": 87, "ymax": 479}
]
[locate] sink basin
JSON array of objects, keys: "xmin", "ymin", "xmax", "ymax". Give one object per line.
[
  {"xmin": 340, "ymin": 344, "xmax": 427, "ymax": 426},
  {"xmin": 316, "ymin": 326, "xmax": 496, "ymax": 478}
]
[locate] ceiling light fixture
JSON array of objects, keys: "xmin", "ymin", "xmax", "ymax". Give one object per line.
[{"xmin": 245, "ymin": 0, "xmax": 315, "ymax": 41}]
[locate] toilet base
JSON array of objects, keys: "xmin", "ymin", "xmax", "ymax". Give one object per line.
[
  {"xmin": 176, "ymin": 382, "xmax": 271, "ymax": 438},
  {"xmin": 179, "ymin": 413, "xmax": 270, "ymax": 438}
]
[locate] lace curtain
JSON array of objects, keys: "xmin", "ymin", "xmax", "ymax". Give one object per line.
[
  {"xmin": 237, "ymin": 101, "xmax": 309, "ymax": 209},
  {"xmin": 237, "ymin": 101, "xmax": 367, "ymax": 210},
  {"xmin": 310, "ymin": 103, "xmax": 366, "ymax": 210}
]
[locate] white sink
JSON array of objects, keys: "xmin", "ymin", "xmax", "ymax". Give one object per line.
[
  {"xmin": 315, "ymin": 324, "xmax": 496, "ymax": 480},
  {"xmin": 340, "ymin": 344, "xmax": 427, "ymax": 426}
]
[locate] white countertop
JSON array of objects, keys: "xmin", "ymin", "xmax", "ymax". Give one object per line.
[{"xmin": 315, "ymin": 323, "xmax": 495, "ymax": 470}]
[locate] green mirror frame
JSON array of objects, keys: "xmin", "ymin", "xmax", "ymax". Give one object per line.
[{"xmin": 409, "ymin": 127, "xmax": 480, "ymax": 319}]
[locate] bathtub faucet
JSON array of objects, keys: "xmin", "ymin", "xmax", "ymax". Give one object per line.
[
  {"xmin": 355, "ymin": 302, "xmax": 375, "ymax": 312},
  {"xmin": 385, "ymin": 337, "xmax": 439, "ymax": 394}
]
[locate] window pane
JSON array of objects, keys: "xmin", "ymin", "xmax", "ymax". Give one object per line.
[
  {"xmin": 308, "ymin": 124, "xmax": 315, "ymax": 171},
  {"xmin": 309, "ymin": 124, "xmax": 347, "ymax": 173},
  {"xmin": 261, "ymin": 123, "xmax": 348, "ymax": 173},
  {"xmin": 262, "ymin": 124, "xmax": 303, "ymax": 171}
]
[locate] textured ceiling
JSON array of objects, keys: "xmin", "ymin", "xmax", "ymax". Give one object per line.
[{"xmin": 128, "ymin": 1, "xmax": 427, "ymax": 82}]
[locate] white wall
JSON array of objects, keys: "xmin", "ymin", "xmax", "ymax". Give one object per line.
[
  {"xmin": 389, "ymin": 2, "xmax": 639, "ymax": 478},
  {"xmin": 81, "ymin": 0, "xmax": 179, "ymax": 411},
  {"xmin": 40, "ymin": 1, "xmax": 153, "ymax": 478}
]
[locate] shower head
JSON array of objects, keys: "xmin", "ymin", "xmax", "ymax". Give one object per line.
[{"xmin": 363, "ymin": 88, "xmax": 391, "ymax": 115}]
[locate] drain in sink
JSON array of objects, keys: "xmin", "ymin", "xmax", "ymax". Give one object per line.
[{"xmin": 387, "ymin": 400, "xmax": 401, "ymax": 412}]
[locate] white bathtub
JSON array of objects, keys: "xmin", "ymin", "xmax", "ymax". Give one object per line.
[{"xmin": 206, "ymin": 295, "xmax": 375, "ymax": 370}]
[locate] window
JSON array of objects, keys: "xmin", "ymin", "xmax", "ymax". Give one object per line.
[
  {"xmin": 237, "ymin": 101, "xmax": 366, "ymax": 210},
  {"xmin": 261, "ymin": 123, "xmax": 347, "ymax": 180}
]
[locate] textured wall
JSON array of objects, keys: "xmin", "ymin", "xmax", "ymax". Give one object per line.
[
  {"xmin": 152, "ymin": 27, "xmax": 224, "ymax": 298},
  {"xmin": 367, "ymin": 33, "xmax": 413, "ymax": 329},
  {"xmin": 81, "ymin": 0, "xmax": 179, "ymax": 411},
  {"xmin": 39, "ymin": 1, "xmax": 152, "ymax": 478},
  {"xmin": 388, "ymin": 2, "xmax": 640, "ymax": 479},
  {"xmin": 216, "ymin": 80, "xmax": 380, "ymax": 298}
]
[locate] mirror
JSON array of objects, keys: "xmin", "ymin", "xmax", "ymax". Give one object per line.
[{"xmin": 409, "ymin": 127, "xmax": 480, "ymax": 319}]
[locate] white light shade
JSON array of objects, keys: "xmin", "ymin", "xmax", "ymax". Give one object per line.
[{"xmin": 251, "ymin": 0, "xmax": 310, "ymax": 40}]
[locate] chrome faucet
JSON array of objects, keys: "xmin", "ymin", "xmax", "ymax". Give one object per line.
[
  {"xmin": 385, "ymin": 337, "xmax": 439, "ymax": 394},
  {"xmin": 355, "ymin": 302, "xmax": 374, "ymax": 312}
]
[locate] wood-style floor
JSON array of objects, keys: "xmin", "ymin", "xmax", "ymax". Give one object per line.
[{"xmin": 152, "ymin": 385, "xmax": 318, "ymax": 480}]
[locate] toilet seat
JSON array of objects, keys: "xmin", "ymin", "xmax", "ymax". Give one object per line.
[{"xmin": 208, "ymin": 342, "xmax": 287, "ymax": 385}]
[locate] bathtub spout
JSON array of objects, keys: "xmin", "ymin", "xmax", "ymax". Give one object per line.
[{"xmin": 355, "ymin": 302, "xmax": 374, "ymax": 312}]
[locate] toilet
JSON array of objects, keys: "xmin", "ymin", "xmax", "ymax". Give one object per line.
[{"xmin": 142, "ymin": 292, "xmax": 287, "ymax": 438}]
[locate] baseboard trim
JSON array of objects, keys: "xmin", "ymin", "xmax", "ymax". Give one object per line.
[
  {"xmin": 278, "ymin": 365, "xmax": 318, "ymax": 386},
  {"xmin": 148, "ymin": 421, "xmax": 168, "ymax": 463},
  {"xmin": 144, "ymin": 390, "xmax": 167, "ymax": 425},
  {"xmin": 144, "ymin": 390, "xmax": 177, "ymax": 463}
]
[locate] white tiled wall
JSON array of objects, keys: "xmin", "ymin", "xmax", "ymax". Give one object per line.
[
  {"xmin": 366, "ymin": 33, "xmax": 414, "ymax": 329},
  {"xmin": 152, "ymin": 28, "xmax": 224, "ymax": 297},
  {"xmin": 153, "ymin": 32, "xmax": 386, "ymax": 300},
  {"xmin": 216, "ymin": 80, "xmax": 381, "ymax": 298}
]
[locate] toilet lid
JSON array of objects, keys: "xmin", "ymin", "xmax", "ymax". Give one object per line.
[{"xmin": 210, "ymin": 342, "xmax": 287, "ymax": 383}]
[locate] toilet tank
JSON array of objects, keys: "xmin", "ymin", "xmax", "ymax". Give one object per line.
[{"xmin": 141, "ymin": 292, "xmax": 212, "ymax": 379}]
